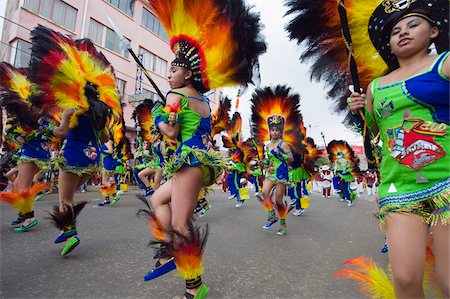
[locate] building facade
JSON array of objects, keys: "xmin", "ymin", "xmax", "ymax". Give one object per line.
[{"xmin": 1, "ymin": 0, "xmax": 220, "ymax": 134}]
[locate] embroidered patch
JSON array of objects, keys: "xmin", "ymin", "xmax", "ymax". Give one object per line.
[
  {"xmin": 376, "ymin": 98, "xmax": 395, "ymax": 118},
  {"xmin": 390, "ymin": 118, "xmax": 447, "ymax": 170},
  {"xmin": 84, "ymin": 147, "xmax": 98, "ymax": 160}
]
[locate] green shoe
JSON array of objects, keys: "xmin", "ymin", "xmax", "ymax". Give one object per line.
[
  {"xmin": 13, "ymin": 219, "xmax": 38, "ymax": 232},
  {"xmin": 276, "ymin": 227, "xmax": 286, "ymax": 236},
  {"xmin": 110, "ymin": 195, "xmax": 121, "ymax": 206},
  {"xmin": 35, "ymin": 194, "xmax": 45, "ymax": 201},
  {"xmin": 61, "ymin": 236, "xmax": 80, "ymax": 256},
  {"xmin": 185, "ymin": 283, "xmax": 209, "ymax": 299},
  {"xmin": 195, "ymin": 284, "xmax": 209, "ymax": 299}
]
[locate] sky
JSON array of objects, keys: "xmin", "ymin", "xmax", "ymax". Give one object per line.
[{"xmin": 221, "ymin": 0, "xmax": 363, "ymax": 147}]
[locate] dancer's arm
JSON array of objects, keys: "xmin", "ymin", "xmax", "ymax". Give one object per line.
[
  {"xmin": 154, "ymin": 93, "xmax": 182, "ymax": 139},
  {"xmin": 53, "ymin": 108, "xmax": 75, "ymax": 138}
]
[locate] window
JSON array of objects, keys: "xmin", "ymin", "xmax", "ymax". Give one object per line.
[
  {"xmin": 141, "ymin": 8, "xmax": 168, "ymax": 40},
  {"xmin": 88, "ymin": 19, "xmax": 103, "ymax": 45},
  {"xmin": 88, "ymin": 18, "xmax": 129, "ymax": 58},
  {"xmin": 129, "ymin": 88, "xmax": 157, "ymax": 104},
  {"xmin": 139, "ymin": 47, "xmax": 167, "ymax": 77},
  {"xmin": 23, "ymin": 0, "xmax": 77, "ymax": 31},
  {"xmin": 142, "ymin": 89, "xmax": 157, "ymax": 100},
  {"xmin": 116, "ymin": 78, "xmax": 126, "ymax": 97},
  {"xmin": 105, "ymin": 28, "xmax": 129, "ymax": 58},
  {"xmin": 11, "ymin": 39, "xmax": 32, "ymax": 68},
  {"xmin": 106, "ymin": 0, "xmax": 133, "ymax": 17}
]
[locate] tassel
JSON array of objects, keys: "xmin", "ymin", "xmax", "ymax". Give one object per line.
[
  {"xmin": 274, "ymin": 201, "xmax": 289, "ymax": 219},
  {"xmin": 334, "ymin": 256, "xmax": 395, "ymax": 298},
  {"xmin": 257, "ymin": 195, "xmax": 273, "ymax": 213},
  {"xmin": 0, "ymin": 182, "xmax": 47, "ymax": 214},
  {"xmin": 100, "ymin": 184, "xmax": 116, "ymax": 196},
  {"xmin": 169, "ymin": 222, "xmax": 208, "ymax": 281},
  {"xmin": 48, "ymin": 201, "xmax": 87, "ymax": 231}
]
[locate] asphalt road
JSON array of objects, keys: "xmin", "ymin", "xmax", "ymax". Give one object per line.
[{"xmin": 1, "ymin": 185, "xmax": 388, "ymax": 298}]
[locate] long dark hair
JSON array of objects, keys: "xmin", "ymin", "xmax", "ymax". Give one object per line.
[{"xmin": 84, "ymin": 83, "xmax": 111, "ymax": 131}]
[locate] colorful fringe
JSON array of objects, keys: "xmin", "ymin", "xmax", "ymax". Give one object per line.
[
  {"xmin": 334, "ymin": 236, "xmax": 444, "ymax": 298},
  {"xmin": 0, "ymin": 182, "xmax": 46, "ymax": 214},
  {"xmin": 164, "ymin": 148, "xmax": 225, "ymax": 186},
  {"xmin": 274, "ymin": 202, "xmax": 289, "ymax": 219},
  {"xmin": 379, "ymin": 189, "xmax": 450, "ymax": 228},
  {"xmin": 48, "ymin": 201, "xmax": 87, "ymax": 231},
  {"xmin": 169, "ymin": 222, "xmax": 208, "ymax": 281}
]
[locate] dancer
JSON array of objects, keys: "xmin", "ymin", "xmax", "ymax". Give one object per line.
[
  {"xmin": 98, "ymin": 137, "xmax": 118, "ymax": 206},
  {"xmin": 0, "ymin": 63, "xmax": 54, "ymax": 231},
  {"xmin": 251, "ymin": 85, "xmax": 303, "ymax": 236},
  {"xmin": 320, "ymin": 165, "xmax": 333, "ymax": 198},
  {"xmin": 347, "ymin": 1, "xmax": 449, "ymax": 296},
  {"xmin": 327, "ymin": 140, "xmax": 360, "ymax": 207},
  {"xmin": 139, "ymin": 0, "xmax": 266, "ymax": 298},
  {"xmin": 29, "ymin": 25, "xmax": 121, "ymax": 256},
  {"xmin": 222, "ymin": 113, "xmax": 248, "ymax": 208},
  {"xmin": 286, "ymin": 0, "xmax": 449, "ymax": 296}
]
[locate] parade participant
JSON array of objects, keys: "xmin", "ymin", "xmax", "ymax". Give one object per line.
[
  {"xmin": 98, "ymin": 137, "xmax": 118, "ymax": 206},
  {"xmin": 249, "ymin": 160, "xmax": 262, "ymax": 197},
  {"xmin": 0, "ymin": 63, "xmax": 53, "ymax": 231},
  {"xmin": 346, "ymin": 1, "xmax": 449, "ymax": 296},
  {"xmin": 132, "ymin": 101, "xmax": 155, "ymax": 192},
  {"xmin": 286, "ymin": 0, "xmax": 448, "ymax": 295},
  {"xmin": 222, "ymin": 113, "xmax": 248, "ymax": 208},
  {"xmin": 138, "ymin": 131, "xmax": 166, "ymax": 196},
  {"xmin": 364, "ymin": 170, "xmax": 377, "ymax": 196},
  {"xmin": 327, "ymin": 140, "xmax": 361, "ymax": 207},
  {"xmin": 139, "ymin": 0, "xmax": 266, "ymax": 298},
  {"xmin": 111, "ymin": 134, "xmax": 132, "ymax": 206},
  {"xmin": 251, "ymin": 85, "xmax": 303, "ymax": 236},
  {"xmin": 29, "ymin": 25, "xmax": 121, "ymax": 256},
  {"xmin": 290, "ymin": 123, "xmax": 321, "ymax": 215},
  {"xmin": 320, "ymin": 165, "xmax": 333, "ymax": 198}
]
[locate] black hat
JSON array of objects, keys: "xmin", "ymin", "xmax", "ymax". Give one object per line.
[{"xmin": 368, "ymin": 0, "xmax": 449, "ymax": 67}]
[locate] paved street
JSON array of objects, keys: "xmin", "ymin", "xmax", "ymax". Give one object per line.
[{"xmin": 1, "ymin": 186, "xmax": 387, "ymax": 298}]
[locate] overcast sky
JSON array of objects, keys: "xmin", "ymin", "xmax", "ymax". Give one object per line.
[{"xmin": 222, "ymin": 0, "xmax": 363, "ymax": 147}]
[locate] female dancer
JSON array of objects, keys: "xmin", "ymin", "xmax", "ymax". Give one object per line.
[
  {"xmin": 138, "ymin": 131, "xmax": 165, "ymax": 197},
  {"xmin": 0, "ymin": 63, "xmax": 53, "ymax": 232},
  {"xmin": 29, "ymin": 25, "xmax": 121, "ymax": 256},
  {"xmin": 251, "ymin": 86, "xmax": 302, "ymax": 236},
  {"xmin": 98, "ymin": 137, "xmax": 118, "ymax": 206},
  {"xmin": 139, "ymin": 0, "xmax": 266, "ymax": 298},
  {"xmin": 347, "ymin": 1, "xmax": 449, "ymax": 297}
]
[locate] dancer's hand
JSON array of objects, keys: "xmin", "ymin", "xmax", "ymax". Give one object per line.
[{"xmin": 347, "ymin": 92, "xmax": 366, "ymax": 113}]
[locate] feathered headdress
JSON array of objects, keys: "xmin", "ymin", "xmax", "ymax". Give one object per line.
[
  {"xmin": 148, "ymin": 0, "xmax": 267, "ymax": 92},
  {"xmin": 132, "ymin": 99, "xmax": 156, "ymax": 143},
  {"xmin": 284, "ymin": 0, "xmax": 449, "ymax": 116},
  {"xmin": 222, "ymin": 112, "xmax": 242, "ymax": 150},
  {"xmin": 302, "ymin": 137, "xmax": 321, "ymax": 175},
  {"xmin": 327, "ymin": 140, "xmax": 361, "ymax": 177},
  {"xmin": 28, "ymin": 25, "xmax": 121, "ymax": 130},
  {"xmin": 0, "ymin": 63, "xmax": 42, "ymax": 131},
  {"xmin": 250, "ymin": 85, "xmax": 303, "ymax": 154},
  {"xmin": 211, "ymin": 96, "xmax": 231, "ymax": 137}
]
